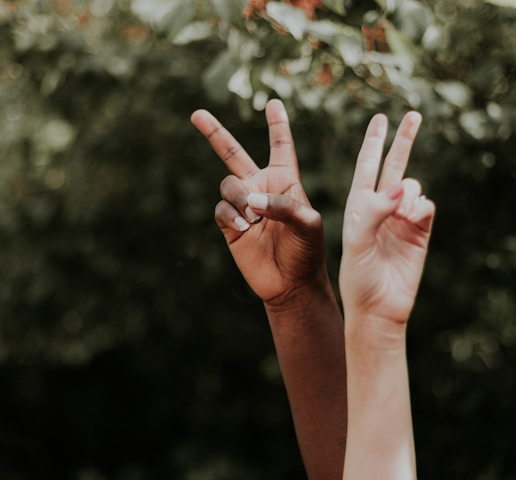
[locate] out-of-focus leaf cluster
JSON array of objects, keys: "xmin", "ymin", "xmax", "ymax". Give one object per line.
[{"xmin": 0, "ymin": 0, "xmax": 515, "ymax": 479}]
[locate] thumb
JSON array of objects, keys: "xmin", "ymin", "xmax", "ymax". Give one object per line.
[
  {"xmin": 247, "ymin": 192, "xmax": 322, "ymax": 233},
  {"xmin": 344, "ymin": 185, "xmax": 403, "ymax": 247}
]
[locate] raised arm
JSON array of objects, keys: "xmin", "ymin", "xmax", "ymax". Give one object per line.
[
  {"xmin": 191, "ymin": 99, "xmax": 346, "ymax": 480},
  {"xmin": 339, "ymin": 112, "xmax": 435, "ymax": 480}
]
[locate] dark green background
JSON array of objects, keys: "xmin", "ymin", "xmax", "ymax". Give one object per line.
[{"xmin": 0, "ymin": 0, "xmax": 515, "ymax": 478}]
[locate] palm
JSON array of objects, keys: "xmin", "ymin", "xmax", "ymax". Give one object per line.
[{"xmin": 346, "ymin": 213, "xmax": 431, "ymax": 323}]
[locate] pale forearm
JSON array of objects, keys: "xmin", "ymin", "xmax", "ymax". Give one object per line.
[
  {"xmin": 343, "ymin": 319, "xmax": 416, "ymax": 480},
  {"xmin": 265, "ymin": 279, "xmax": 347, "ymax": 480}
]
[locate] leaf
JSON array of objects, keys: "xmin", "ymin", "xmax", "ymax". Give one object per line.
[
  {"xmin": 374, "ymin": 0, "xmax": 396, "ymax": 13},
  {"xmin": 37, "ymin": 118, "xmax": 76, "ymax": 153},
  {"xmin": 131, "ymin": 0, "xmax": 178, "ymax": 26},
  {"xmin": 228, "ymin": 66, "xmax": 253, "ymax": 99},
  {"xmin": 162, "ymin": 0, "xmax": 195, "ymax": 39},
  {"xmin": 210, "ymin": 0, "xmax": 248, "ymax": 23},
  {"xmin": 260, "ymin": 64, "xmax": 295, "ymax": 98},
  {"xmin": 484, "ymin": 0, "xmax": 516, "ymax": 7},
  {"xmin": 173, "ymin": 21, "xmax": 215, "ymax": 45},
  {"xmin": 266, "ymin": 2, "xmax": 308, "ymax": 40},
  {"xmin": 394, "ymin": 0, "xmax": 433, "ymax": 41},
  {"xmin": 384, "ymin": 23, "xmax": 416, "ymax": 60},
  {"xmin": 321, "ymin": 0, "xmax": 346, "ymax": 16},
  {"xmin": 202, "ymin": 50, "xmax": 238, "ymax": 103},
  {"xmin": 434, "ymin": 81, "xmax": 473, "ymax": 109},
  {"xmin": 131, "ymin": 0, "xmax": 194, "ymax": 36},
  {"xmin": 459, "ymin": 110, "xmax": 491, "ymax": 140},
  {"xmin": 334, "ymin": 34, "xmax": 364, "ymax": 67},
  {"xmin": 307, "ymin": 19, "xmax": 357, "ymax": 45},
  {"xmin": 307, "ymin": 20, "xmax": 363, "ymax": 66}
]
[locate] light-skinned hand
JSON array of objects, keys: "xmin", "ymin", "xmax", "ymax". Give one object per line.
[{"xmin": 340, "ymin": 112, "xmax": 435, "ymax": 339}]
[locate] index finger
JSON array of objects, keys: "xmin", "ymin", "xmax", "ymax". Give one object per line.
[
  {"xmin": 191, "ymin": 109, "xmax": 260, "ymax": 179},
  {"xmin": 377, "ymin": 111, "xmax": 422, "ymax": 192},
  {"xmin": 349, "ymin": 113, "xmax": 388, "ymax": 192}
]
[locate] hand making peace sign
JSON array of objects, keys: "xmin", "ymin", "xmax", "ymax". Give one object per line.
[
  {"xmin": 340, "ymin": 112, "xmax": 435, "ymax": 335},
  {"xmin": 191, "ymin": 99, "xmax": 327, "ymax": 307}
]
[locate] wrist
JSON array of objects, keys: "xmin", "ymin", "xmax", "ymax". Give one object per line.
[
  {"xmin": 345, "ymin": 312, "xmax": 408, "ymax": 354},
  {"xmin": 264, "ymin": 275, "xmax": 342, "ymax": 328},
  {"xmin": 264, "ymin": 270, "xmax": 334, "ymax": 311}
]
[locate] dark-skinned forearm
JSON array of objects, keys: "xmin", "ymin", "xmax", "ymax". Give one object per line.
[{"xmin": 264, "ymin": 278, "xmax": 347, "ymax": 480}]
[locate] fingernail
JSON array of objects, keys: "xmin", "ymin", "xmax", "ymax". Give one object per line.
[
  {"xmin": 247, "ymin": 193, "xmax": 268, "ymax": 210},
  {"xmin": 234, "ymin": 216, "xmax": 250, "ymax": 232},
  {"xmin": 407, "ymin": 111, "xmax": 422, "ymax": 136},
  {"xmin": 387, "ymin": 184, "xmax": 403, "ymax": 201},
  {"xmin": 244, "ymin": 207, "xmax": 262, "ymax": 224}
]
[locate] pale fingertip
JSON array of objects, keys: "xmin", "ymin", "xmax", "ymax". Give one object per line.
[
  {"xmin": 405, "ymin": 111, "xmax": 423, "ymax": 136},
  {"xmin": 190, "ymin": 110, "xmax": 200, "ymax": 123},
  {"xmin": 190, "ymin": 109, "xmax": 207, "ymax": 123},
  {"xmin": 266, "ymin": 99, "xmax": 289, "ymax": 124},
  {"xmin": 244, "ymin": 206, "xmax": 262, "ymax": 224},
  {"xmin": 247, "ymin": 192, "xmax": 268, "ymax": 211},
  {"xmin": 406, "ymin": 110, "xmax": 422, "ymax": 121},
  {"xmin": 371, "ymin": 113, "xmax": 388, "ymax": 128},
  {"xmin": 276, "ymin": 101, "xmax": 289, "ymax": 121},
  {"xmin": 366, "ymin": 113, "xmax": 388, "ymax": 139},
  {"xmin": 267, "ymin": 98, "xmax": 283, "ymax": 109},
  {"xmin": 234, "ymin": 216, "xmax": 251, "ymax": 232},
  {"xmin": 374, "ymin": 112, "xmax": 388, "ymax": 123}
]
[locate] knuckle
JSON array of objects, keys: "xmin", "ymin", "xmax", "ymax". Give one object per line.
[
  {"xmin": 223, "ymin": 143, "xmax": 242, "ymax": 162},
  {"xmin": 214, "ymin": 200, "xmax": 228, "ymax": 219},
  {"xmin": 304, "ymin": 208, "xmax": 322, "ymax": 229},
  {"xmin": 270, "ymin": 138, "xmax": 293, "ymax": 149},
  {"xmin": 206, "ymin": 125, "xmax": 223, "ymax": 140},
  {"xmin": 214, "ymin": 200, "xmax": 241, "ymax": 229},
  {"xmin": 219, "ymin": 175, "xmax": 237, "ymax": 194},
  {"xmin": 269, "ymin": 195, "xmax": 296, "ymax": 221},
  {"xmin": 219, "ymin": 175, "xmax": 248, "ymax": 207}
]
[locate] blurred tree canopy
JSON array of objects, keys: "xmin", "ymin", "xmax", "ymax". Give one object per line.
[{"xmin": 0, "ymin": 0, "xmax": 515, "ymax": 478}]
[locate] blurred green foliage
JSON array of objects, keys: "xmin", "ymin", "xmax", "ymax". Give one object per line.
[{"xmin": 0, "ymin": 0, "xmax": 515, "ymax": 478}]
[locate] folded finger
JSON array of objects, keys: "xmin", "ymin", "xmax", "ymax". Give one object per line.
[
  {"xmin": 406, "ymin": 197, "xmax": 435, "ymax": 233},
  {"xmin": 191, "ymin": 109, "xmax": 260, "ymax": 179},
  {"xmin": 394, "ymin": 178, "xmax": 422, "ymax": 218},
  {"xmin": 220, "ymin": 175, "xmax": 261, "ymax": 223},
  {"xmin": 215, "ymin": 199, "xmax": 251, "ymax": 233}
]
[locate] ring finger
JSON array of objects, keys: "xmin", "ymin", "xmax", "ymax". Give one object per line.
[
  {"xmin": 395, "ymin": 178, "xmax": 422, "ymax": 218},
  {"xmin": 220, "ymin": 175, "xmax": 262, "ymax": 223}
]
